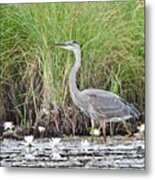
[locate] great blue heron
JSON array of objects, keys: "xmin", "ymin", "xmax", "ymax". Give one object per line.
[{"xmin": 55, "ymin": 40, "xmax": 140, "ymax": 141}]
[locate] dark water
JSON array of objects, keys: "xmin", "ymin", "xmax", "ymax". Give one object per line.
[{"xmin": 0, "ymin": 137, "xmax": 145, "ymax": 169}]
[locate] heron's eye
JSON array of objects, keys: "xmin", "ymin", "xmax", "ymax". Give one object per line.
[{"xmin": 72, "ymin": 40, "xmax": 78, "ymax": 44}]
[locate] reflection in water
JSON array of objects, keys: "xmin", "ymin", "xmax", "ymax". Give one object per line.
[{"xmin": 1, "ymin": 137, "xmax": 145, "ymax": 169}]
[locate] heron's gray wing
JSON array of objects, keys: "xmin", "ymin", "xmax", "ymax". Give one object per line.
[{"xmin": 82, "ymin": 89, "xmax": 139, "ymax": 119}]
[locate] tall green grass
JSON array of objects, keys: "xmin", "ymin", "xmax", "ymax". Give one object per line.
[{"xmin": 0, "ymin": 1, "xmax": 144, "ymax": 134}]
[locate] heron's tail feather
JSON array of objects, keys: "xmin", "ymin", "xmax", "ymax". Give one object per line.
[
  {"xmin": 120, "ymin": 97, "xmax": 140, "ymax": 119},
  {"xmin": 129, "ymin": 104, "xmax": 140, "ymax": 119}
]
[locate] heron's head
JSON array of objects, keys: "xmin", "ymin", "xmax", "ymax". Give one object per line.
[{"xmin": 55, "ymin": 40, "xmax": 80, "ymax": 52}]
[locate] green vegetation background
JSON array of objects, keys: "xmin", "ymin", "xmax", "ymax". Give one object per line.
[{"xmin": 0, "ymin": 1, "xmax": 144, "ymax": 134}]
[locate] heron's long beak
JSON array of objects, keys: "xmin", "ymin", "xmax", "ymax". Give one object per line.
[
  {"xmin": 55, "ymin": 43, "xmax": 66, "ymax": 47},
  {"xmin": 55, "ymin": 43, "xmax": 69, "ymax": 50}
]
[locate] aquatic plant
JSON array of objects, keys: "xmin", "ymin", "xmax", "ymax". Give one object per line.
[
  {"xmin": 51, "ymin": 152, "xmax": 61, "ymax": 160},
  {"xmin": 38, "ymin": 126, "xmax": 46, "ymax": 133},
  {"xmin": 49, "ymin": 138, "xmax": 62, "ymax": 148},
  {"xmin": 3, "ymin": 122, "xmax": 14, "ymax": 131},
  {"xmin": 137, "ymin": 124, "xmax": 145, "ymax": 136},
  {"xmin": 90, "ymin": 128, "xmax": 100, "ymax": 136},
  {"xmin": 81, "ymin": 139, "xmax": 90, "ymax": 151},
  {"xmin": 24, "ymin": 135, "xmax": 34, "ymax": 147}
]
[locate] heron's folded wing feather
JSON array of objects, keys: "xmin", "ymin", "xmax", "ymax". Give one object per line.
[{"xmin": 84, "ymin": 90, "xmax": 130, "ymax": 118}]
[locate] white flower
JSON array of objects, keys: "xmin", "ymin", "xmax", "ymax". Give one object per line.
[
  {"xmin": 137, "ymin": 124, "xmax": 145, "ymax": 133},
  {"xmin": 38, "ymin": 126, "xmax": 45, "ymax": 133},
  {"xmin": 81, "ymin": 139, "xmax": 90, "ymax": 151},
  {"xmin": 24, "ymin": 153, "xmax": 35, "ymax": 160},
  {"xmin": 49, "ymin": 138, "xmax": 61, "ymax": 148},
  {"xmin": 42, "ymin": 108, "xmax": 49, "ymax": 115},
  {"xmin": 90, "ymin": 128, "xmax": 100, "ymax": 136},
  {"xmin": 51, "ymin": 152, "xmax": 61, "ymax": 160},
  {"xmin": 24, "ymin": 135, "xmax": 34, "ymax": 147},
  {"xmin": 4, "ymin": 122, "xmax": 14, "ymax": 131}
]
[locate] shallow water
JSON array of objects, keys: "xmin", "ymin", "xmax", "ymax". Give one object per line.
[{"xmin": 0, "ymin": 137, "xmax": 145, "ymax": 169}]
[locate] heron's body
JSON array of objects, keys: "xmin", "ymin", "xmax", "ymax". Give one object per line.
[
  {"xmin": 56, "ymin": 40, "xmax": 140, "ymax": 141},
  {"xmin": 75, "ymin": 89, "xmax": 137, "ymax": 121}
]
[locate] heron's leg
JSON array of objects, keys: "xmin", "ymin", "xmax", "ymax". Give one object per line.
[
  {"xmin": 54, "ymin": 120, "xmax": 60, "ymax": 132},
  {"xmin": 90, "ymin": 119, "xmax": 95, "ymax": 142},
  {"xmin": 122, "ymin": 121, "xmax": 132, "ymax": 135},
  {"xmin": 101, "ymin": 121, "xmax": 106, "ymax": 143},
  {"xmin": 90, "ymin": 118, "xmax": 95, "ymax": 130},
  {"xmin": 40, "ymin": 131, "xmax": 44, "ymax": 138},
  {"xmin": 110, "ymin": 122, "xmax": 114, "ymax": 136}
]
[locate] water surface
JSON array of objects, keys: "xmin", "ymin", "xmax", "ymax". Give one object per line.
[{"xmin": 0, "ymin": 137, "xmax": 145, "ymax": 169}]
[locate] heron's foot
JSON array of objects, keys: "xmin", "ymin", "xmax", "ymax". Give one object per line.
[{"xmin": 103, "ymin": 135, "xmax": 107, "ymax": 143}]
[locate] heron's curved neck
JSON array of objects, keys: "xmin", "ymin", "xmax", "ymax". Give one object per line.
[{"xmin": 69, "ymin": 48, "xmax": 81, "ymax": 103}]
